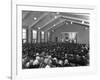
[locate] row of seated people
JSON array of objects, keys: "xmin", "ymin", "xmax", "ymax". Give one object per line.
[{"xmin": 22, "ymin": 42, "xmax": 89, "ymax": 69}]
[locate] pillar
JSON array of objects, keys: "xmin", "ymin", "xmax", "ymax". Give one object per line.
[
  {"xmin": 44, "ymin": 31, "xmax": 48, "ymax": 43},
  {"xmin": 49, "ymin": 31, "xmax": 52, "ymax": 42},
  {"xmin": 37, "ymin": 30, "xmax": 41, "ymax": 43},
  {"xmin": 27, "ymin": 28, "xmax": 32, "ymax": 43}
]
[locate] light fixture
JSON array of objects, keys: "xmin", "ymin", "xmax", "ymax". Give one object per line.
[
  {"xmin": 71, "ymin": 22, "xmax": 73, "ymax": 24},
  {"xmin": 38, "ymin": 27, "xmax": 40, "ymax": 30},
  {"xmin": 33, "ymin": 17, "xmax": 37, "ymax": 20},
  {"xmin": 55, "ymin": 16, "xmax": 57, "ymax": 19},
  {"xmin": 82, "ymin": 21, "xmax": 84, "ymax": 24},
  {"xmin": 53, "ymin": 24, "xmax": 55, "ymax": 26}
]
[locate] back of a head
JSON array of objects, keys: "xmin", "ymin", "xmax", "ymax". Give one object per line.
[
  {"xmin": 36, "ymin": 56, "xmax": 40, "ymax": 60},
  {"xmin": 33, "ymin": 59, "xmax": 39, "ymax": 65},
  {"xmin": 45, "ymin": 65, "xmax": 51, "ymax": 68},
  {"xmin": 26, "ymin": 62, "xmax": 30, "ymax": 68},
  {"xmin": 58, "ymin": 60, "xmax": 63, "ymax": 65},
  {"xmin": 64, "ymin": 59, "xmax": 68, "ymax": 64}
]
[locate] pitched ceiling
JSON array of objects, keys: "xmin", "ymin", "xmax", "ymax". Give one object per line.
[{"xmin": 22, "ymin": 11, "xmax": 89, "ymax": 31}]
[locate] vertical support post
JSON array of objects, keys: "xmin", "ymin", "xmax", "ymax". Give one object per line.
[
  {"xmin": 49, "ymin": 31, "xmax": 52, "ymax": 42},
  {"xmin": 28, "ymin": 28, "xmax": 32, "ymax": 43},
  {"xmin": 76, "ymin": 32, "xmax": 77, "ymax": 43},
  {"xmin": 44, "ymin": 31, "xmax": 48, "ymax": 43},
  {"xmin": 37, "ymin": 30, "xmax": 41, "ymax": 43}
]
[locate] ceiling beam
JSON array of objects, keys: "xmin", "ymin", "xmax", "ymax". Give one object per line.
[
  {"xmin": 52, "ymin": 22, "xmax": 68, "ymax": 31},
  {"xmin": 44, "ymin": 19, "xmax": 66, "ymax": 31},
  {"xmin": 65, "ymin": 19, "xmax": 89, "ymax": 27},
  {"xmin": 61, "ymin": 15, "xmax": 89, "ymax": 26},
  {"xmin": 40, "ymin": 15, "xmax": 61, "ymax": 29},
  {"xmin": 61, "ymin": 15, "xmax": 89, "ymax": 22},
  {"xmin": 29, "ymin": 12, "xmax": 49, "ymax": 28}
]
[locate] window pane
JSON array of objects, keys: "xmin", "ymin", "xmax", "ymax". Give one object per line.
[
  {"xmin": 23, "ymin": 40, "xmax": 26, "ymax": 43},
  {"xmin": 41, "ymin": 31, "xmax": 44, "ymax": 39},
  {"xmin": 22, "ymin": 29, "xmax": 26, "ymax": 39},
  {"xmin": 71, "ymin": 32, "xmax": 76, "ymax": 40},
  {"xmin": 23, "ymin": 33, "xmax": 26, "ymax": 39},
  {"xmin": 33, "ymin": 30, "xmax": 37, "ymax": 39},
  {"xmin": 23, "ymin": 29, "xmax": 26, "ymax": 33}
]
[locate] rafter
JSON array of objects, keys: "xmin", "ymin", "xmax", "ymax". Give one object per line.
[
  {"xmin": 44, "ymin": 19, "xmax": 66, "ymax": 31},
  {"xmin": 40, "ymin": 15, "xmax": 61, "ymax": 29},
  {"xmin": 29, "ymin": 12, "xmax": 49, "ymax": 28},
  {"xmin": 52, "ymin": 22, "xmax": 68, "ymax": 31},
  {"xmin": 61, "ymin": 15, "xmax": 89, "ymax": 22},
  {"xmin": 65, "ymin": 19, "xmax": 89, "ymax": 26}
]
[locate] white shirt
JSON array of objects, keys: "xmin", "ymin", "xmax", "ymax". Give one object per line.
[
  {"xmin": 33, "ymin": 59, "xmax": 39, "ymax": 65},
  {"xmin": 45, "ymin": 65, "xmax": 50, "ymax": 68}
]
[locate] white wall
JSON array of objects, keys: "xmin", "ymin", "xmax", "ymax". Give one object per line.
[{"xmin": 51, "ymin": 23, "xmax": 89, "ymax": 44}]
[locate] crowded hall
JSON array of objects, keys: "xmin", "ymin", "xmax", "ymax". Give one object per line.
[{"xmin": 22, "ymin": 11, "xmax": 89, "ymax": 69}]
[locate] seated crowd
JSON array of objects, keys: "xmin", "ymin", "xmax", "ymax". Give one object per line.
[{"xmin": 22, "ymin": 42, "xmax": 89, "ymax": 69}]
